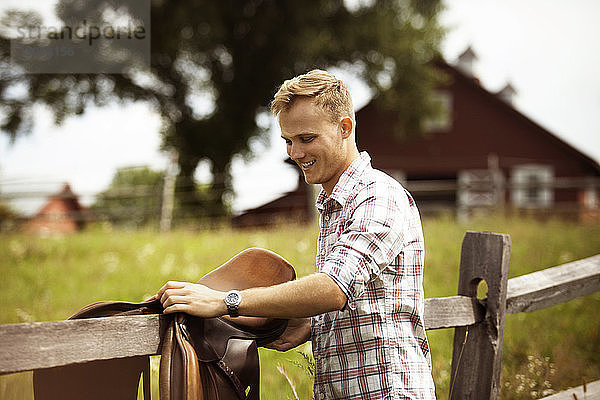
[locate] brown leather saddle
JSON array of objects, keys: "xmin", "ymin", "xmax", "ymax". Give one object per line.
[{"xmin": 33, "ymin": 247, "xmax": 296, "ymax": 400}]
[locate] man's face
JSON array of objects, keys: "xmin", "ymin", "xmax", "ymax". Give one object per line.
[{"xmin": 279, "ymin": 97, "xmax": 350, "ymax": 195}]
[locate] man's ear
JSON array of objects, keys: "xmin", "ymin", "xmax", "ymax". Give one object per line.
[{"xmin": 340, "ymin": 117, "xmax": 354, "ymax": 139}]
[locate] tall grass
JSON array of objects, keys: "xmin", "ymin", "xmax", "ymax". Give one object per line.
[{"xmin": 1, "ymin": 215, "xmax": 599, "ymax": 399}]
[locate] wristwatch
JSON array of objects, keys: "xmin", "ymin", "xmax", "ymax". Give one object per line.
[{"xmin": 224, "ymin": 290, "xmax": 242, "ymax": 317}]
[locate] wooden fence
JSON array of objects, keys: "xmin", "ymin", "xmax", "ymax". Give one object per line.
[{"xmin": 1, "ymin": 231, "xmax": 599, "ymax": 399}]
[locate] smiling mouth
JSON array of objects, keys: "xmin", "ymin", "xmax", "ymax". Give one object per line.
[{"xmin": 300, "ymin": 160, "xmax": 316, "ymax": 169}]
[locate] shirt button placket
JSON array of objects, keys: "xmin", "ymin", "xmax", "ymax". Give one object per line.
[{"xmin": 322, "ymin": 214, "xmax": 330, "ymax": 258}]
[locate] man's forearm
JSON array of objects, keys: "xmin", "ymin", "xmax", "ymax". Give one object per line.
[
  {"xmin": 238, "ymin": 272, "xmax": 346, "ymax": 318},
  {"xmin": 156, "ymin": 272, "xmax": 346, "ymax": 319}
]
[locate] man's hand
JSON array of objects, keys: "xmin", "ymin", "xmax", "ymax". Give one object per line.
[
  {"xmin": 265, "ymin": 317, "xmax": 311, "ymax": 352},
  {"xmin": 155, "ymin": 281, "xmax": 227, "ymax": 318}
]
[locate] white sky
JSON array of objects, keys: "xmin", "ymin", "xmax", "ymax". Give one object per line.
[{"xmin": 1, "ymin": 0, "xmax": 599, "ymax": 215}]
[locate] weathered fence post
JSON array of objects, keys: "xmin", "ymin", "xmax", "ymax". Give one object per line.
[{"xmin": 449, "ymin": 231, "xmax": 511, "ymax": 400}]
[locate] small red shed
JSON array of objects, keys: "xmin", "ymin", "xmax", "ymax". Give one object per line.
[{"xmin": 25, "ymin": 183, "xmax": 87, "ymax": 234}]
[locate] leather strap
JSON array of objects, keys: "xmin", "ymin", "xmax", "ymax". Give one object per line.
[
  {"xmin": 159, "ymin": 316, "xmax": 175, "ymax": 400},
  {"xmin": 143, "ymin": 356, "xmax": 151, "ymax": 400},
  {"xmin": 174, "ymin": 315, "xmax": 202, "ymax": 400},
  {"xmin": 216, "ymin": 359, "xmax": 245, "ymax": 399}
]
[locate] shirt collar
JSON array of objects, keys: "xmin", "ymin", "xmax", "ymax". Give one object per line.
[{"xmin": 316, "ymin": 151, "xmax": 371, "ymax": 210}]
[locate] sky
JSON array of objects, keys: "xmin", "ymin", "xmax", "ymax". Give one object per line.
[{"xmin": 1, "ymin": 0, "xmax": 599, "ymax": 215}]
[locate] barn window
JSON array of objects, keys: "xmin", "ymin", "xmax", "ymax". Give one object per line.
[
  {"xmin": 511, "ymin": 165, "xmax": 554, "ymax": 208},
  {"xmin": 583, "ymin": 186, "xmax": 598, "ymax": 209},
  {"xmin": 423, "ymin": 90, "xmax": 453, "ymax": 133}
]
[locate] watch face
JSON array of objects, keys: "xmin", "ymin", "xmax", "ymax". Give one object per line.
[{"xmin": 225, "ymin": 291, "xmax": 241, "ymax": 306}]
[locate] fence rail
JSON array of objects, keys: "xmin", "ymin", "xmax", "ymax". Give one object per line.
[
  {"xmin": 0, "ymin": 232, "xmax": 599, "ymax": 399},
  {"xmin": 506, "ymin": 254, "xmax": 600, "ymax": 314}
]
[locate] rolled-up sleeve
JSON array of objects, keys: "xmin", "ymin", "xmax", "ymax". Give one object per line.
[{"xmin": 320, "ymin": 181, "xmax": 408, "ymax": 309}]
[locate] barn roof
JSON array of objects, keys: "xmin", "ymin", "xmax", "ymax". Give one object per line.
[{"xmin": 355, "ymin": 58, "xmax": 600, "ymax": 177}]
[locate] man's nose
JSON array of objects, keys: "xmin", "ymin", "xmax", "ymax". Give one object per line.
[{"xmin": 288, "ymin": 143, "xmax": 306, "ymax": 160}]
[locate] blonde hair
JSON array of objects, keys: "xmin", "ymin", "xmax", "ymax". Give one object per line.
[{"xmin": 270, "ymin": 69, "xmax": 354, "ymax": 123}]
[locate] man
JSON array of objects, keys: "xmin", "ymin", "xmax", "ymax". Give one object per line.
[{"xmin": 155, "ymin": 69, "xmax": 436, "ymax": 399}]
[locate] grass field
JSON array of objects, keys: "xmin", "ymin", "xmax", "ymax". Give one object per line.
[{"xmin": 1, "ymin": 215, "xmax": 599, "ymax": 399}]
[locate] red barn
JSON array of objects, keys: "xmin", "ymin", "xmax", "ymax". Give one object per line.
[
  {"xmin": 233, "ymin": 49, "xmax": 600, "ymax": 226},
  {"xmin": 357, "ymin": 50, "xmax": 600, "ymax": 220},
  {"xmin": 25, "ymin": 183, "xmax": 87, "ymax": 234}
]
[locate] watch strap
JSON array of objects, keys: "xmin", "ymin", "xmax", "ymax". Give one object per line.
[{"xmin": 227, "ymin": 303, "xmax": 239, "ymax": 318}]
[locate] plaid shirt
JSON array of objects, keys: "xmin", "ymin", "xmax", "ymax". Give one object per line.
[{"xmin": 312, "ymin": 152, "xmax": 435, "ymax": 399}]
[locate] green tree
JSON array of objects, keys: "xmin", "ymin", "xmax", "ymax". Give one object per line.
[
  {"xmin": 92, "ymin": 165, "xmax": 214, "ymax": 228},
  {"xmin": 1, "ymin": 0, "xmax": 445, "ymax": 218},
  {"xmin": 91, "ymin": 166, "xmax": 164, "ymax": 228},
  {"xmin": 0, "ymin": 202, "xmax": 19, "ymax": 232}
]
